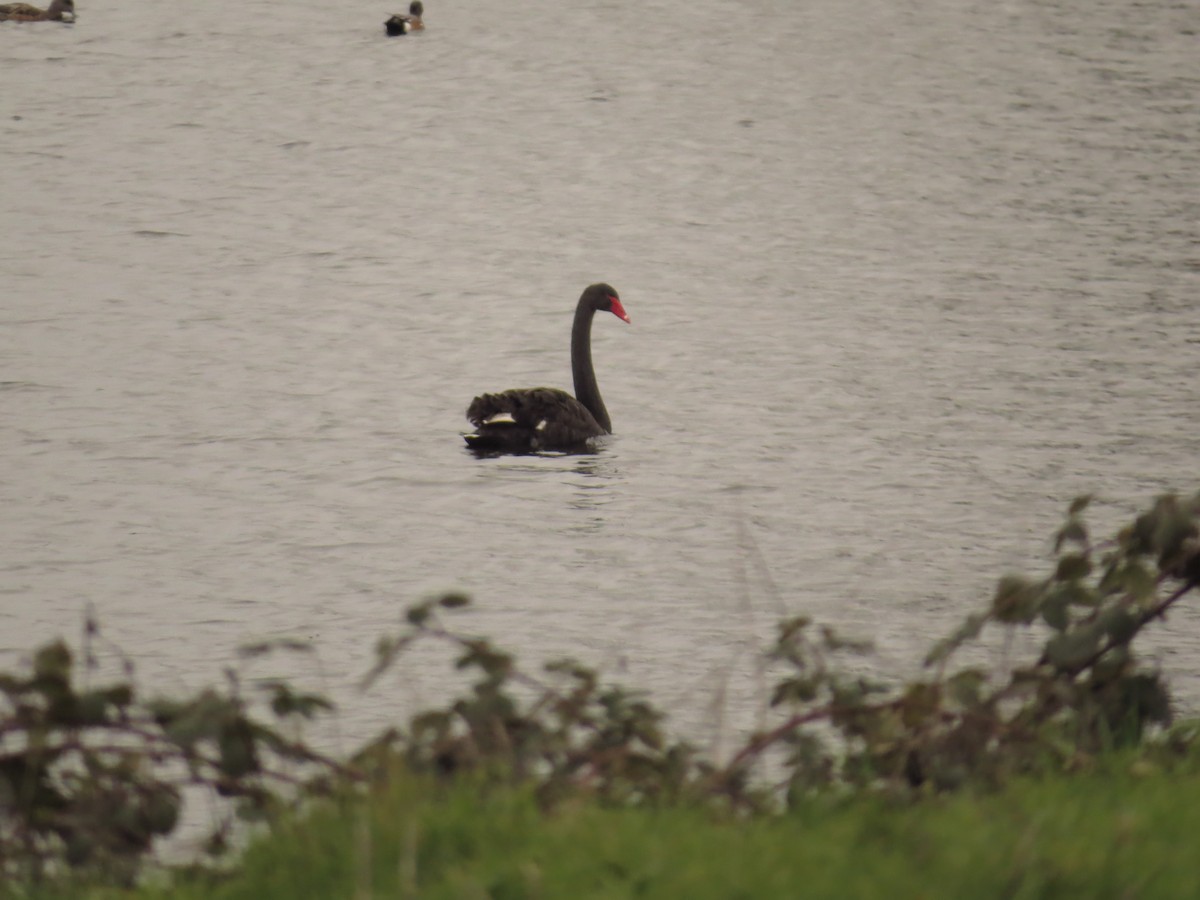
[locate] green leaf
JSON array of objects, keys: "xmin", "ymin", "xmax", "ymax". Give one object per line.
[
  {"xmin": 1128, "ymin": 494, "xmax": 1200, "ymax": 574},
  {"xmin": 1054, "ymin": 519, "xmax": 1089, "ymax": 553},
  {"xmin": 992, "ymin": 575, "xmax": 1043, "ymax": 624},
  {"xmin": 899, "ymin": 682, "xmax": 941, "ymax": 727},
  {"xmin": 1125, "ymin": 512, "xmax": 1158, "ymax": 556},
  {"xmin": 1040, "ymin": 588, "xmax": 1070, "ymax": 631},
  {"xmin": 1178, "ymin": 542, "xmax": 1200, "ymax": 586},
  {"xmin": 1125, "ymin": 674, "xmax": 1172, "ymax": 727},
  {"xmin": 923, "ymin": 613, "xmax": 986, "ymax": 667},
  {"xmin": 1054, "ymin": 553, "xmax": 1092, "ymax": 582},
  {"xmin": 0, "ymin": 673, "xmax": 30, "ymax": 699},
  {"xmin": 405, "ymin": 602, "xmax": 433, "ymax": 626},
  {"xmin": 74, "ymin": 689, "xmax": 114, "ymax": 726},
  {"xmin": 261, "ymin": 681, "xmax": 335, "ymax": 719},
  {"xmin": 218, "ymin": 721, "xmax": 260, "ymax": 778},
  {"xmin": 1060, "ymin": 580, "xmax": 1099, "ymax": 607},
  {"xmin": 1044, "ymin": 624, "xmax": 1103, "ymax": 670},
  {"xmin": 410, "ymin": 710, "xmax": 451, "ymax": 736},
  {"xmin": 237, "ymin": 638, "xmax": 313, "ymax": 659},
  {"xmin": 102, "ymin": 683, "xmax": 134, "ymax": 708},
  {"xmin": 1090, "ymin": 646, "xmax": 1131, "ymax": 685},
  {"xmin": 33, "ymin": 640, "xmax": 72, "ymax": 683},
  {"xmin": 438, "ymin": 593, "xmax": 471, "ymax": 609},
  {"xmin": 946, "ymin": 669, "xmax": 989, "ymax": 707},
  {"xmin": 819, "ymin": 626, "xmax": 873, "ymax": 654},
  {"xmin": 360, "ymin": 634, "xmax": 413, "ymax": 689},
  {"xmin": 156, "ymin": 690, "xmax": 235, "ymax": 747},
  {"xmin": 1096, "ymin": 605, "xmax": 1139, "ymax": 645},
  {"xmin": 777, "ymin": 616, "xmax": 811, "ymax": 643},
  {"xmin": 1099, "ymin": 560, "xmax": 1154, "ymax": 601},
  {"xmin": 1156, "ymin": 503, "xmax": 1199, "ymax": 572},
  {"xmin": 770, "ymin": 677, "xmax": 821, "ymax": 707},
  {"xmin": 143, "ymin": 788, "xmax": 182, "ymax": 836},
  {"xmin": 456, "ymin": 641, "xmax": 512, "ymax": 677}
]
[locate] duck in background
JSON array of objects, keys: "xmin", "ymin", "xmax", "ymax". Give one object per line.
[
  {"xmin": 0, "ymin": 0, "xmax": 75, "ymax": 21},
  {"xmin": 384, "ymin": 1, "xmax": 423, "ymax": 36}
]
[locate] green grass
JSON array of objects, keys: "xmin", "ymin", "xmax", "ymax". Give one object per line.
[
  {"xmin": 176, "ymin": 764, "xmax": 1200, "ymax": 898},
  {"xmin": 26, "ymin": 760, "xmax": 1200, "ymax": 899}
]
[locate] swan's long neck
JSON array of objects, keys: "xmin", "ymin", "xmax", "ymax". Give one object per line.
[{"xmin": 571, "ymin": 301, "xmax": 611, "ymax": 433}]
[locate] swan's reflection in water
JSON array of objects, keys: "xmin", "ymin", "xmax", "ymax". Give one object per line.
[
  {"xmin": 566, "ymin": 454, "xmax": 621, "ymax": 537},
  {"xmin": 466, "ymin": 445, "xmax": 622, "ymax": 538}
]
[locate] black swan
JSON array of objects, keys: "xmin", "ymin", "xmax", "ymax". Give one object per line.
[
  {"xmin": 464, "ymin": 283, "xmax": 630, "ymax": 454},
  {"xmin": 384, "ymin": 0, "xmax": 423, "ymax": 35}
]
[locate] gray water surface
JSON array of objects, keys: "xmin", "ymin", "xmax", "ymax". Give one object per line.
[{"xmin": 3, "ymin": 0, "xmax": 1199, "ymax": 745}]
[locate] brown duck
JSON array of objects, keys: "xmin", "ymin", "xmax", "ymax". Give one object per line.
[
  {"xmin": 384, "ymin": 0, "xmax": 423, "ymax": 36},
  {"xmin": 0, "ymin": 0, "xmax": 75, "ymax": 21}
]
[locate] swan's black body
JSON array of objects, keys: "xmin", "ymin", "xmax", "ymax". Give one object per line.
[{"xmin": 464, "ymin": 283, "xmax": 630, "ymax": 454}]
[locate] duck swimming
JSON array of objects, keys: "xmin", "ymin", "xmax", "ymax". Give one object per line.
[
  {"xmin": 0, "ymin": 0, "xmax": 75, "ymax": 21},
  {"xmin": 384, "ymin": 1, "xmax": 423, "ymax": 36}
]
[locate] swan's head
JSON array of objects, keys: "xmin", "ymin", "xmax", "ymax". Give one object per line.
[{"xmin": 585, "ymin": 282, "xmax": 630, "ymax": 324}]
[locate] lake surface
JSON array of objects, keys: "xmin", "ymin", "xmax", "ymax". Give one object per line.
[{"xmin": 3, "ymin": 0, "xmax": 1198, "ymax": 751}]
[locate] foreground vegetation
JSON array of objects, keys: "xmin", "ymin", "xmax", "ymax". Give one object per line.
[
  {"xmin": 162, "ymin": 760, "xmax": 1200, "ymax": 899},
  {"xmin": 24, "ymin": 755, "xmax": 1200, "ymax": 899},
  {"xmin": 3, "ymin": 492, "xmax": 1200, "ymax": 896}
]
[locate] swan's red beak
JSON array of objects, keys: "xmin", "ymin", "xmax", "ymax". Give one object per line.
[{"xmin": 609, "ymin": 296, "xmax": 631, "ymax": 323}]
